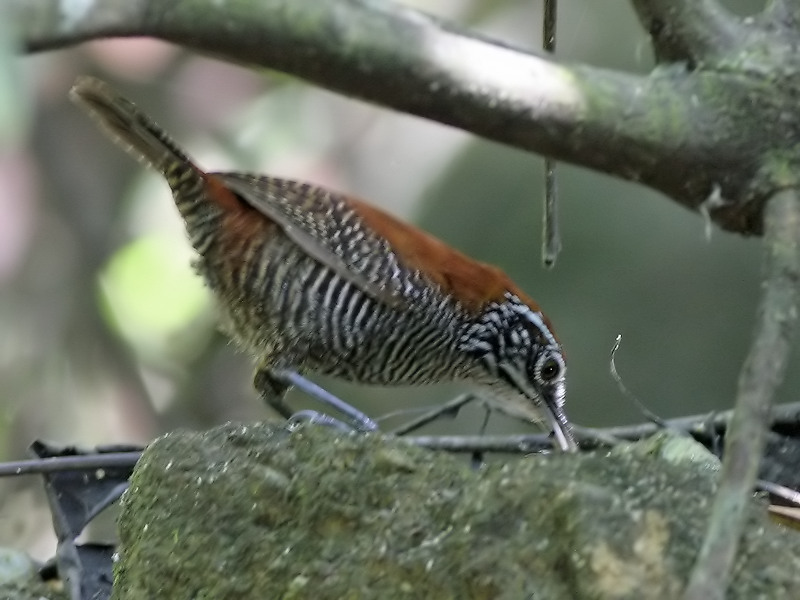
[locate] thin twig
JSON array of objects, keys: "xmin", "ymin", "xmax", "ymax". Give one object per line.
[
  {"xmin": 541, "ymin": 0, "xmax": 561, "ymax": 267},
  {"xmin": 594, "ymin": 401, "xmax": 800, "ymax": 441},
  {"xmin": 404, "ymin": 432, "xmax": 554, "ymax": 454},
  {"xmin": 402, "ymin": 400, "xmax": 800, "ymax": 454},
  {"xmin": 683, "ymin": 189, "xmax": 800, "ymax": 600},
  {"xmin": 758, "ymin": 479, "xmax": 800, "ymax": 507},
  {"xmin": 0, "ymin": 452, "xmax": 142, "ymax": 477},
  {"xmin": 610, "ymin": 335, "xmax": 670, "ymax": 427},
  {"xmin": 389, "ymin": 393, "xmax": 478, "ymax": 436}
]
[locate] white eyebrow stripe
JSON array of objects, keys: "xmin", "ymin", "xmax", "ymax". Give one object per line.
[
  {"xmin": 503, "ymin": 293, "xmax": 558, "ymax": 348},
  {"xmin": 520, "ymin": 310, "xmax": 558, "ymax": 346}
]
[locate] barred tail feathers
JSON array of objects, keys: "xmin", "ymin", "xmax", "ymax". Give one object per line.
[{"xmin": 69, "ymin": 76, "xmax": 198, "ymax": 184}]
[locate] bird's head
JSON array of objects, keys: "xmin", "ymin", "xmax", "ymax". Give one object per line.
[{"xmin": 462, "ymin": 293, "xmax": 576, "ymax": 451}]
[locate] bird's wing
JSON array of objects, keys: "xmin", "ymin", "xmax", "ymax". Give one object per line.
[{"xmin": 218, "ymin": 173, "xmax": 410, "ymax": 308}]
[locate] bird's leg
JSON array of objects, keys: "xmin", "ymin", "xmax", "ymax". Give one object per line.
[
  {"xmin": 255, "ymin": 367, "xmax": 379, "ymax": 433},
  {"xmin": 390, "ymin": 393, "xmax": 479, "ymax": 436},
  {"xmin": 471, "ymin": 404, "xmax": 493, "ymax": 468},
  {"xmin": 253, "ymin": 368, "xmax": 294, "ymax": 420}
]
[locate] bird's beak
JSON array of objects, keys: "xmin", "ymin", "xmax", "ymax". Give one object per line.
[
  {"xmin": 542, "ymin": 392, "xmax": 578, "ymax": 452},
  {"xmin": 495, "ymin": 363, "xmax": 578, "ymax": 452}
]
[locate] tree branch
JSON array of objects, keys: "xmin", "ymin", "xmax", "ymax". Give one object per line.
[
  {"xmin": 684, "ymin": 188, "xmax": 800, "ymax": 600},
  {"xmin": 13, "ymin": 0, "xmax": 655, "ymax": 178},
  {"xmin": 631, "ymin": 0, "xmax": 744, "ymax": 64},
  {"xmin": 765, "ymin": 0, "xmax": 800, "ymax": 29},
  {"xmin": 14, "ymin": 0, "xmax": 800, "ymax": 235}
]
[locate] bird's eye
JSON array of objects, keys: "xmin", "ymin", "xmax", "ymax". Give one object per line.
[
  {"xmin": 536, "ymin": 353, "xmax": 564, "ymax": 383},
  {"xmin": 541, "ymin": 360, "xmax": 558, "ymax": 380}
]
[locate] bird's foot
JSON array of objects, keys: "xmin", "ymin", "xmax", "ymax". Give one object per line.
[{"xmin": 258, "ymin": 368, "xmax": 379, "ymax": 433}]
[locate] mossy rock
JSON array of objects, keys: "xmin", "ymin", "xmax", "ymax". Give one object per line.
[{"xmin": 113, "ymin": 424, "xmax": 800, "ymax": 599}]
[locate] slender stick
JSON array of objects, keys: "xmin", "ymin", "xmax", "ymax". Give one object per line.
[
  {"xmin": 541, "ymin": 0, "xmax": 561, "ymax": 267},
  {"xmin": 389, "ymin": 393, "xmax": 478, "ymax": 436},
  {"xmin": 0, "ymin": 452, "xmax": 142, "ymax": 477},
  {"xmin": 683, "ymin": 188, "xmax": 800, "ymax": 599},
  {"xmin": 403, "ymin": 400, "xmax": 800, "ymax": 453}
]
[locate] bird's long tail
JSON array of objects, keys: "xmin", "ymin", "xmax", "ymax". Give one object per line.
[
  {"xmin": 70, "ymin": 76, "xmax": 230, "ymax": 258},
  {"xmin": 69, "ymin": 76, "xmax": 199, "ymax": 185}
]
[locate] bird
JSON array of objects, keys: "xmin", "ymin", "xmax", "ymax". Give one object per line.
[{"xmin": 69, "ymin": 76, "xmax": 577, "ymax": 452}]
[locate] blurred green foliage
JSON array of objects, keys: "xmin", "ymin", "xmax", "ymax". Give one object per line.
[{"xmin": 99, "ymin": 234, "xmax": 209, "ymax": 361}]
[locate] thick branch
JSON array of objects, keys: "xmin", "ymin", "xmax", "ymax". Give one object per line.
[
  {"xmin": 684, "ymin": 188, "xmax": 800, "ymax": 599},
  {"xmin": 15, "ymin": 0, "xmax": 799, "ymax": 235},
  {"xmin": 631, "ymin": 0, "xmax": 745, "ymax": 64},
  {"xmin": 13, "ymin": 0, "xmax": 657, "ymax": 177}
]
